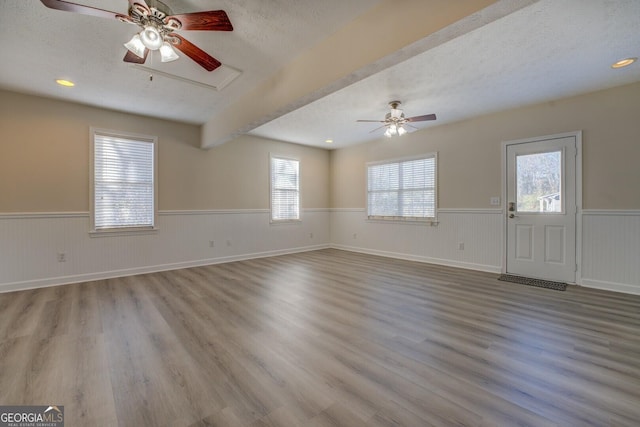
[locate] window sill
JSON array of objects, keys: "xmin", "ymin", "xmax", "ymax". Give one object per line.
[{"xmin": 89, "ymin": 227, "xmax": 159, "ymax": 238}]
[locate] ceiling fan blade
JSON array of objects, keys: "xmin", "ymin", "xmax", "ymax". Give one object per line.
[
  {"xmin": 166, "ymin": 10, "xmax": 233, "ymax": 31},
  {"xmin": 368, "ymin": 125, "xmax": 389, "ymax": 134},
  {"xmin": 406, "ymin": 113, "xmax": 437, "ymax": 122},
  {"xmin": 40, "ymin": 0, "xmax": 123, "ymax": 20},
  {"xmin": 128, "ymin": 0, "xmax": 149, "ymax": 10},
  {"xmin": 123, "ymin": 49, "xmax": 148, "ymax": 64},
  {"xmin": 169, "ymin": 34, "xmax": 221, "ymax": 71},
  {"xmin": 356, "ymin": 119, "xmax": 385, "ymax": 123}
]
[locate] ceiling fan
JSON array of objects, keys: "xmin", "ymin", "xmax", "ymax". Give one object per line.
[
  {"xmin": 357, "ymin": 101, "xmax": 436, "ymax": 137},
  {"xmin": 40, "ymin": 0, "xmax": 233, "ymax": 71}
]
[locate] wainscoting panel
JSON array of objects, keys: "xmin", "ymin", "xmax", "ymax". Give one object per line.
[
  {"xmin": 582, "ymin": 210, "xmax": 640, "ymax": 295},
  {"xmin": 2, "ymin": 209, "xmax": 639, "ymax": 295},
  {"xmin": 330, "ymin": 209, "xmax": 504, "ymax": 273},
  {"xmin": 0, "ymin": 209, "xmax": 330, "ymax": 293},
  {"xmin": 331, "ymin": 209, "xmax": 640, "ymax": 294}
]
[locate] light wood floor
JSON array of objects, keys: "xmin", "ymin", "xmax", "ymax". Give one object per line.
[{"xmin": 1, "ymin": 249, "xmax": 640, "ymax": 426}]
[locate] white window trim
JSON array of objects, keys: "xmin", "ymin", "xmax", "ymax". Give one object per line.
[
  {"xmin": 89, "ymin": 127, "xmax": 159, "ymax": 236},
  {"xmin": 366, "ymin": 152, "xmax": 438, "ymax": 224},
  {"xmin": 270, "ymin": 154, "xmax": 302, "ymax": 224}
]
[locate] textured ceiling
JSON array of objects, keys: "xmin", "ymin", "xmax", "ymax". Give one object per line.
[
  {"xmin": 0, "ymin": 0, "xmax": 382, "ymax": 124},
  {"xmin": 1, "ymin": 0, "xmax": 639, "ymax": 149},
  {"xmin": 250, "ymin": 0, "xmax": 640, "ymax": 148}
]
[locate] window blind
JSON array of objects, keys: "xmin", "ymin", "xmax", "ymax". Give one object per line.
[
  {"xmin": 93, "ymin": 133, "xmax": 155, "ymax": 230},
  {"xmin": 367, "ymin": 155, "xmax": 436, "ymax": 220},
  {"xmin": 271, "ymin": 157, "xmax": 300, "ymax": 221}
]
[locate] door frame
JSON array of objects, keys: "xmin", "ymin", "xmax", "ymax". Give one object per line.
[{"xmin": 501, "ymin": 131, "xmax": 583, "ymax": 284}]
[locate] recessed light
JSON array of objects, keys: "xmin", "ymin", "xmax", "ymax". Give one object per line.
[
  {"xmin": 325, "ymin": 139, "xmax": 333, "ymax": 144},
  {"xmin": 56, "ymin": 79, "xmax": 75, "ymax": 87},
  {"xmin": 611, "ymin": 57, "xmax": 637, "ymax": 69}
]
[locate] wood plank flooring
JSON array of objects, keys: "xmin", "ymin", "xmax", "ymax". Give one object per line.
[{"xmin": 1, "ymin": 248, "xmax": 640, "ymax": 426}]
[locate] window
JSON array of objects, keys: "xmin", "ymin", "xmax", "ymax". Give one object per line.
[
  {"xmin": 90, "ymin": 128, "xmax": 157, "ymax": 233},
  {"xmin": 367, "ymin": 154, "xmax": 437, "ymax": 221},
  {"xmin": 516, "ymin": 150, "xmax": 562, "ymax": 212},
  {"xmin": 270, "ymin": 156, "xmax": 300, "ymax": 222}
]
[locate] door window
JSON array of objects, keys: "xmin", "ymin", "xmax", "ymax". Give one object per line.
[{"xmin": 516, "ymin": 150, "xmax": 562, "ymax": 213}]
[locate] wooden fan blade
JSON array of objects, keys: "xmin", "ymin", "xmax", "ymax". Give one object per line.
[
  {"xmin": 123, "ymin": 49, "xmax": 148, "ymax": 64},
  {"xmin": 40, "ymin": 0, "xmax": 122, "ymax": 20},
  {"xmin": 169, "ymin": 34, "xmax": 221, "ymax": 71},
  {"xmin": 166, "ymin": 10, "xmax": 233, "ymax": 31},
  {"xmin": 356, "ymin": 119, "xmax": 385, "ymax": 123},
  {"xmin": 406, "ymin": 113, "xmax": 437, "ymax": 122},
  {"xmin": 127, "ymin": 0, "xmax": 151, "ymax": 20},
  {"xmin": 128, "ymin": 0, "xmax": 149, "ymax": 10}
]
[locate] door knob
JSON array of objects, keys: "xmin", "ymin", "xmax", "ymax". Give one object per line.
[{"xmin": 509, "ymin": 213, "xmax": 517, "ymax": 218}]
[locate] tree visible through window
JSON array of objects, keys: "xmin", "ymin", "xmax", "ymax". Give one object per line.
[
  {"xmin": 516, "ymin": 150, "xmax": 562, "ymax": 212},
  {"xmin": 91, "ymin": 129, "xmax": 157, "ymax": 232},
  {"xmin": 270, "ymin": 156, "xmax": 300, "ymax": 221},
  {"xmin": 367, "ymin": 154, "xmax": 437, "ymax": 220}
]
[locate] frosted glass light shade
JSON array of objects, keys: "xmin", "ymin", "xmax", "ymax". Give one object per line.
[
  {"xmin": 124, "ymin": 34, "xmax": 146, "ymax": 58},
  {"xmin": 160, "ymin": 42, "xmax": 179, "ymax": 62},
  {"xmin": 384, "ymin": 127, "xmax": 393, "ymax": 137},
  {"xmin": 384, "ymin": 123, "xmax": 406, "ymax": 138},
  {"xmin": 140, "ymin": 26, "xmax": 163, "ymax": 50}
]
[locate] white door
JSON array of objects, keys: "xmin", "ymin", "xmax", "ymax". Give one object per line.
[{"xmin": 505, "ymin": 134, "xmax": 578, "ymax": 283}]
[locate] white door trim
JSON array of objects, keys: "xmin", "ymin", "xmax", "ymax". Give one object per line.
[{"xmin": 501, "ymin": 131, "xmax": 583, "ymax": 283}]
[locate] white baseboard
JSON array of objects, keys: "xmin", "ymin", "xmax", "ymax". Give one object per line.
[
  {"xmin": 331, "ymin": 244, "xmax": 502, "ymax": 274},
  {"xmin": 0, "ymin": 244, "xmax": 330, "ymax": 294}
]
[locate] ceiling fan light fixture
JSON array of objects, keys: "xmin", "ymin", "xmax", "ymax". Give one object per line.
[
  {"xmin": 385, "ymin": 125, "xmax": 399, "ymax": 138},
  {"xmin": 140, "ymin": 25, "xmax": 163, "ymax": 50},
  {"xmin": 383, "ymin": 123, "xmax": 406, "ymax": 138},
  {"xmin": 159, "ymin": 42, "xmax": 179, "ymax": 62},
  {"xmin": 124, "ymin": 34, "xmax": 146, "ymax": 58}
]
